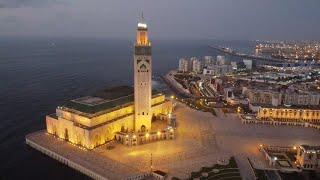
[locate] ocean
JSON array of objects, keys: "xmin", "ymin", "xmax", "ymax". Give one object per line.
[{"xmin": 0, "ymin": 38, "xmax": 254, "ymax": 179}]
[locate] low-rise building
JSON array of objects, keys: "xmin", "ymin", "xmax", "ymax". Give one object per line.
[
  {"xmin": 246, "ymin": 89, "xmax": 282, "ymax": 107},
  {"xmin": 284, "ymin": 93, "xmax": 320, "ymax": 106},
  {"xmin": 259, "ymin": 145, "xmax": 300, "ymax": 171},
  {"xmin": 231, "ymin": 61, "xmax": 237, "ymax": 70},
  {"xmin": 243, "ymin": 59, "xmax": 253, "ymax": 70},
  {"xmin": 244, "ymin": 86, "xmax": 320, "ymax": 107},
  {"xmin": 152, "ymin": 170, "xmax": 168, "ymax": 180},
  {"xmin": 296, "ymin": 145, "xmax": 320, "ymax": 170},
  {"xmin": 257, "ymin": 107, "xmax": 320, "ymax": 123},
  {"xmin": 203, "ymin": 65, "xmax": 233, "ymax": 76}
]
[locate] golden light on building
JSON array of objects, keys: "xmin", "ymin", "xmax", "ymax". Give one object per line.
[
  {"xmin": 136, "ymin": 14, "xmax": 150, "ymax": 46},
  {"xmin": 259, "ymin": 144, "xmax": 263, "ymax": 148},
  {"xmin": 237, "ymin": 107, "xmax": 241, "ymax": 113},
  {"xmin": 44, "ymin": 15, "xmax": 175, "ymax": 150},
  {"xmin": 293, "ymin": 146, "xmax": 297, "ymax": 150}
]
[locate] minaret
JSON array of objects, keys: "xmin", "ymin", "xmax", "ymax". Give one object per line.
[{"xmin": 134, "ymin": 13, "xmax": 152, "ymax": 132}]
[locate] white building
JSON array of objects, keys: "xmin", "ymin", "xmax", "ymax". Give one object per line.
[
  {"xmin": 245, "ymin": 87, "xmax": 320, "ymax": 107},
  {"xmin": 243, "ymin": 59, "xmax": 253, "ymax": 70},
  {"xmin": 204, "ymin": 56, "xmax": 215, "ymax": 67},
  {"xmin": 231, "ymin": 61, "xmax": 237, "ymax": 70},
  {"xmin": 178, "ymin": 58, "xmax": 189, "ymax": 73},
  {"xmin": 284, "ymin": 93, "xmax": 320, "ymax": 106},
  {"xmin": 190, "ymin": 57, "xmax": 202, "ymax": 73},
  {"xmin": 203, "ymin": 68, "xmax": 215, "ymax": 76},
  {"xmin": 203, "ymin": 64, "xmax": 233, "ymax": 76},
  {"xmin": 217, "ymin": 55, "xmax": 226, "ymax": 65}
]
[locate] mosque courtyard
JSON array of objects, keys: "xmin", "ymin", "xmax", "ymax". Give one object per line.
[{"xmin": 27, "ymin": 101, "xmax": 320, "ymax": 179}]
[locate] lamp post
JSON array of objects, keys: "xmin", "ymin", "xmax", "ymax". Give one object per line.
[{"xmin": 150, "ymin": 153, "xmax": 153, "ymax": 172}]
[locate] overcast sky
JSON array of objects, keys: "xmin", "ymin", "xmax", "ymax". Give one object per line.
[{"xmin": 0, "ymin": 0, "xmax": 320, "ymax": 40}]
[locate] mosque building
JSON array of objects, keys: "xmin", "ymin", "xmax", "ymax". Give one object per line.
[{"xmin": 45, "ymin": 16, "xmax": 174, "ymax": 149}]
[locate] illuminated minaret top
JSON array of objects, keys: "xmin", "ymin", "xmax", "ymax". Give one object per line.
[
  {"xmin": 133, "ymin": 13, "xmax": 152, "ymax": 132},
  {"xmin": 136, "ymin": 13, "xmax": 150, "ymax": 46}
]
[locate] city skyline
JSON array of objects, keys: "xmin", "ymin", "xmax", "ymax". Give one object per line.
[{"xmin": 1, "ymin": 0, "xmax": 320, "ymax": 40}]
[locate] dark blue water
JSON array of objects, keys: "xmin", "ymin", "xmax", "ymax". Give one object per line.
[{"xmin": 0, "ymin": 37, "xmax": 251, "ymax": 179}]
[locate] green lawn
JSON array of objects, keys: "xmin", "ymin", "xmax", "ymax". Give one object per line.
[{"xmin": 189, "ymin": 157, "xmax": 240, "ymax": 180}]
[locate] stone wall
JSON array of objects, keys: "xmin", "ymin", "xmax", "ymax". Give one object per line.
[
  {"xmin": 46, "ymin": 115, "xmax": 91, "ymax": 148},
  {"xmin": 25, "ymin": 137, "xmax": 107, "ymax": 180}
]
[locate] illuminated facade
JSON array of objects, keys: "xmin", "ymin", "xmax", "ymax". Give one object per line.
[
  {"xmin": 134, "ymin": 15, "xmax": 152, "ymax": 132},
  {"xmin": 46, "ymin": 16, "xmax": 174, "ymax": 149},
  {"xmin": 257, "ymin": 107, "xmax": 320, "ymax": 122}
]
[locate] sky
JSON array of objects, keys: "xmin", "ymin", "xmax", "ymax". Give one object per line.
[{"xmin": 0, "ymin": 0, "xmax": 320, "ymax": 40}]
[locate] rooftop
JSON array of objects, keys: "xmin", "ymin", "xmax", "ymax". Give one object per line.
[
  {"xmin": 300, "ymin": 145, "xmax": 320, "ymax": 151},
  {"xmin": 254, "ymin": 104, "xmax": 320, "ymax": 110},
  {"xmin": 153, "ymin": 170, "xmax": 167, "ymax": 176},
  {"xmin": 61, "ymin": 86, "xmax": 161, "ymax": 115}
]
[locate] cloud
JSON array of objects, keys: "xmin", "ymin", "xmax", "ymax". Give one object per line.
[
  {"xmin": 0, "ymin": 0, "xmax": 319, "ymax": 40},
  {"xmin": 0, "ymin": 0, "xmax": 62, "ymax": 8}
]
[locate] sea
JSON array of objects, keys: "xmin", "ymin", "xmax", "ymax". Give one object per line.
[{"xmin": 0, "ymin": 37, "xmax": 255, "ymax": 179}]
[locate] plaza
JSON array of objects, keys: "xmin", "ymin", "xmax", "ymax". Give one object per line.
[{"xmin": 26, "ymin": 101, "xmax": 320, "ymax": 179}]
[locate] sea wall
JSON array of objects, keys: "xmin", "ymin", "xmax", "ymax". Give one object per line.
[{"xmin": 25, "ymin": 137, "xmax": 107, "ymax": 180}]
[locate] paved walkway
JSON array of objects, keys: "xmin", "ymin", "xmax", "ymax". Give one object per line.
[{"xmin": 27, "ymin": 102, "xmax": 320, "ymax": 179}]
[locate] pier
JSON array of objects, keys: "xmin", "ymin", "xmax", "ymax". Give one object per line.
[{"xmin": 208, "ymin": 45, "xmax": 288, "ymax": 65}]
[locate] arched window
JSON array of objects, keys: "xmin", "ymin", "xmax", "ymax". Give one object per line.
[
  {"xmin": 141, "ymin": 125, "xmax": 146, "ymax": 132},
  {"xmin": 140, "ymin": 64, "xmax": 147, "ymax": 70},
  {"xmin": 64, "ymin": 129, "xmax": 69, "ymax": 141}
]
